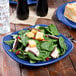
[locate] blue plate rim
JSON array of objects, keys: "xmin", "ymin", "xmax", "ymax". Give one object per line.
[
  {"xmin": 2, "ymin": 24, "xmax": 73, "ymax": 67},
  {"xmin": 9, "ymin": 0, "xmax": 37, "ymax": 5},
  {"xmin": 56, "ymin": 1, "xmax": 76, "ymax": 29}
]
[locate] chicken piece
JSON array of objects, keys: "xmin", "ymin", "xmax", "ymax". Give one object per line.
[
  {"xmin": 26, "ymin": 32, "xmax": 34, "ymax": 38},
  {"xmin": 28, "ymin": 40, "xmax": 36, "ymax": 48},
  {"xmin": 50, "ymin": 47, "xmax": 59, "ymax": 58},
  {"xmin": 46, "ymin": 35, "xmax": 59, "ymax": 40},
  {"xmin": 25, "ymin": 47, "xmax": 39, "ymax": 56},
  {"xmin": 31, "ymin": 29, "xmax": 37, "ymax": 34},
  {"xmin": 35, "ymin": 31, "xmax": 44, "ymax": 40},
  {"xmin": 12, "ymin": 39, "xmax": 18, "ymax": 51}
]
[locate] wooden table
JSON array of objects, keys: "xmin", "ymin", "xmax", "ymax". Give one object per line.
[{"xmin": 0, "ymin": 0, "xmax": 76, "ymax": 76}]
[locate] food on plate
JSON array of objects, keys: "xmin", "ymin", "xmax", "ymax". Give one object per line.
[
  {"xmin": 35, "ymin": 31, "xmax": 44, "ymax": 40},
  {"xmin": 31, "ymin": 29, "xmax": 37, "ymax": 34},
  {"xmin": 12, "ymin": 39, "xmax": 18, "ymax": 51},
  {"xmin": 64, "ymin": 3, "xmax": 76, "ymax": 22},
  {"xmin": 28, "ymin": 40, "xmax": 36, "ymax": 47},
  {"xmin": 25, "ymin": 47, "xmax": 39, "ymax": 56},
  {"xmin": 50, "ymin": 47, "xmax": 59, "ymax": 58},
  {"xmin": 26, "ymin": 32, "xmax": 34, "ymax": 38},
  {"xmin": 46, "ymin": 35, "xmax": 59, "ymax": 40},
  {"xmin": 4, "ymin": 24, "xmax": 67, "ymax": 63}
]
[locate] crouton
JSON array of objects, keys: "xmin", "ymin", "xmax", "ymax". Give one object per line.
[
  {"xmin": 28, "ymin": 40, "xmax": 36, "ymax": 47},
  {"xmin": 31, "ymin": 29, "xmax": 37, "ymax": 34},
  {"xmin": 26, "ymin": 32, "xmax": 34, "ymax": 38},
  {"xmin": 35, "ymin": 31, "xmax": 44, "ymax": 40}
]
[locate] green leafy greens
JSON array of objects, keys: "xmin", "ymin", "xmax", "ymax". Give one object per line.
[
  {"xmin": 48, "ymin": 24, "xmax": 60, "ymax": 36},
  {"xmin": 59, "ymin": 37, "xmax": 67, "ymax": 50},
  {"xmin": 4, "ymin": 24, "xmax": 67, "ymax": 63},
  {"xmin": 4, "ymin": 40, "xmax": 14, "ymax": 46}
]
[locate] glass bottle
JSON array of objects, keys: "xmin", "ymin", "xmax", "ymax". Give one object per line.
[
  {"xmin": 16, "ymin": 0, "xmax": 29, "ymax": 20},
  {"xmin": 36, "ymin": 0, "xmax": 48, "ymax": 17},
  {"xmin": 0, "ymin": 0, "xmax": 10, "ymax": 34}
]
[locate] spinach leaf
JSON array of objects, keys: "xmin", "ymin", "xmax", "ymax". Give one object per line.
[
  {"xmin": 45, "ymin": 27, "xmax": 52, "ymax": 34},
  {"xmin": 52, "ymin": 39, "xmax": 58, "ymax": 43},
  {"xmin": 30, "ymin": 60, "xmax": 36, "ymax": 63},
  {"xmin": 35, "ymin": 40, "xmax": 41, "ymax": 50},
  {"xmin": 59, "ymin": 37, "xmax": 67, "ymax": 50},
  {"xmin": 17, "ymin": 54, "xmax": 27, "ymax": 59},
  {"xmin": 9, "ymin": 49, "xmax": 13, "ymax": 52},
  {"xmin": 39, "ymin": 51, "xmax": 47, "ymax": 58},
  {"xmin": 40, "ymin": 41, "xmax": 52, "ymax": 51},
  {"xmin": 17, "ymin": 44, "xmax": 24, "ymax": 50},
  {"xmin": 48, "ymin": 24, "xmax": 60, "ymax": 36},
  {"xmin": 39, "ymin": 51, "xmax": 51, "ymax": 59},
  {"xmin": 58, "ymin": 48, "xmax": 66, "ymax": 56},
  {"xmin": 36, "ymin": 26, "xmax": 46, "ymax": 33},
  {"xmin": 41, "ymin": 29, "xmax": 45, "ymax": 33},
  {"xmin": 16, "ymin": 50, "xmax": 27, "ymax": 59},
  {"xmin": 38, "ymin": 26, "xmax": 45, "ymax": 30},
  {"xmin": 27, "ymin": 52, "xmax": 42, "ymax": 61},
  {"xmin": 20, "ymin": 34, "xmax": 28, "ymax": 46},
  {"xmin": 4, "ymin": 40, "xmax": 14, "ymax": 46},
  {"xmin": 49, "ymin": 44, "xmax": 57, "ymax": 52},
  {"xmin": 25, "ymin": 30, "xmax": 30, "ymax": 34},
  {"xmin": 18, "ymin": 30, "xmax": 26, "ymax": 35}
]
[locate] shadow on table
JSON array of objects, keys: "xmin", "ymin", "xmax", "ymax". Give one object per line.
[{"xmin": 19, "ymin": 63, "xmax": 55, "ymax": 69}]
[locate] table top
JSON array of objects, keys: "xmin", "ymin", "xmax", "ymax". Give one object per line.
[{"xmin": 0, "ymin": 0, "xmax": 76, "ymax": 76}]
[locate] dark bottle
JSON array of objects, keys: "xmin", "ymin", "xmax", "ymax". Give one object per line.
[
  {"xmin": 36, "ymin": 0, "xmax": 48, "ymax": 17},
  {"xmin": 16, "ymin": 0, "xmax": 29, "ymax": 20}
]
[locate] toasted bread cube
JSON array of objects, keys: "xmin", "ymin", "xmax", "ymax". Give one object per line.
[
  {"xmin": 31, "ymin": 29, "xmax": 37, "ymax": 34},
  {"xmin": 28, "ymin": 40, "xmax": 36, "ymax": 47},
  {"xmin": 35, "ymin": 32, "xmax": 44, "ymax": 40},
  {"xmin": 26, "ymin": 32, "xmax": 34, "ymax": 38}
]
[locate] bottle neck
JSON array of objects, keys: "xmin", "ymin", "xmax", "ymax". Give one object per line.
[
  {"xmin": 37, "ymin": 0, "xmax": 47, "ymax": 2},
  {"xmin": 18, "ymin": 0, "xmax": 27, "ymax": 5},
  {"xmin": 18, "ymin": 0, "xmax": 27, "ymax": 3},
  {"xmin": 37, "ymin": 0, "xmax": 47, "ymax": 4}
]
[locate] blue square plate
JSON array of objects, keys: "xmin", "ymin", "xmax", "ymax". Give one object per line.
[
  {"xmin": 9, "ymin": 0, "xmax": 37, "ymax": 5},
  {"xmin": 56, "ymin": 1, "xmax": 76, "ymax": 29},
  {"xmin": 2, "ymin": 24, "xmax": 73, "ymax": 67}
]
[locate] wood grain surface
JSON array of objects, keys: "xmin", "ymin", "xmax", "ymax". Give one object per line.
[{"xmin": 0, "ymin": 0, "xmax": 76, "ymax": 76}]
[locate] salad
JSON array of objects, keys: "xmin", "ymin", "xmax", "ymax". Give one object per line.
[
  {"xmin": 10, "ymin": 0, "xmax": 36, "ymax": 1},
  {"xmin": 4, "ymin": 24, "xmax": 67, "ymax": 63}
]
